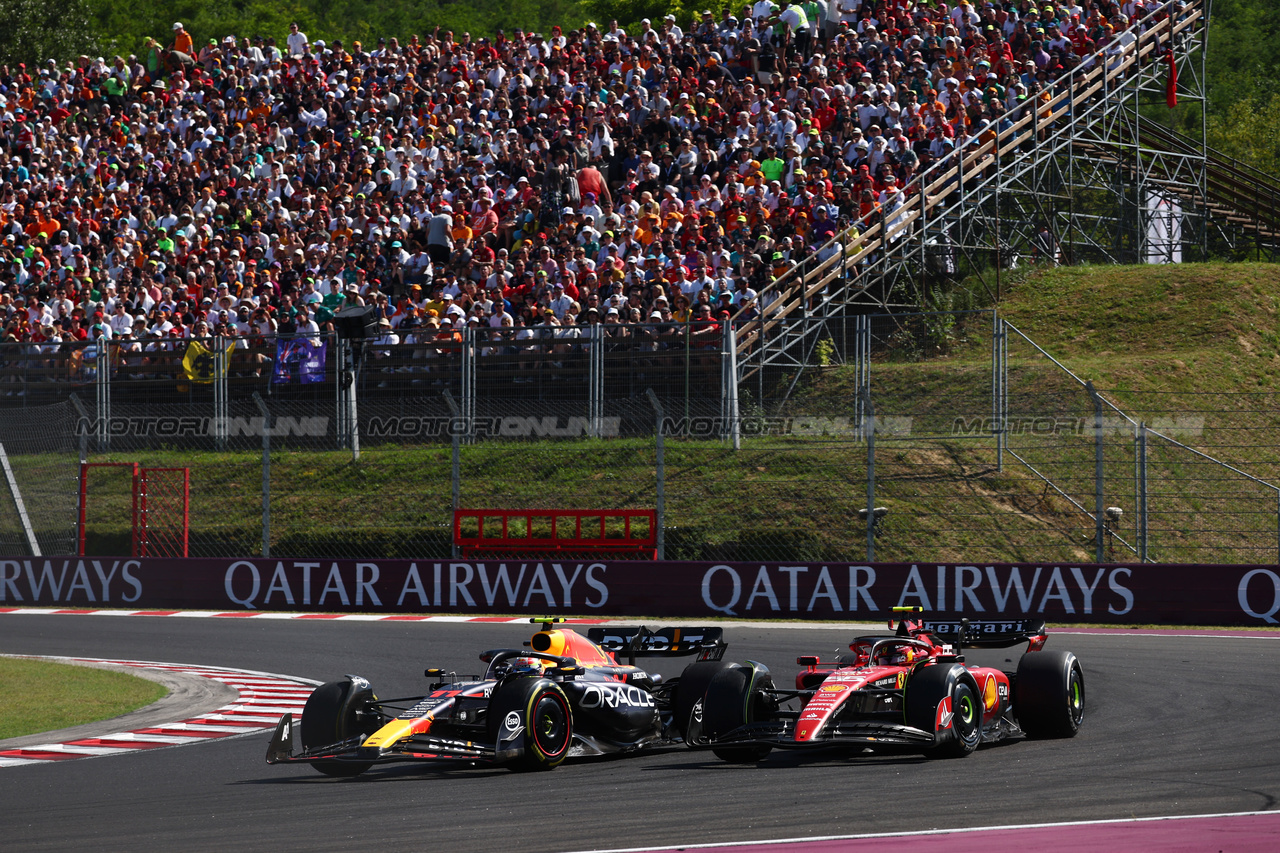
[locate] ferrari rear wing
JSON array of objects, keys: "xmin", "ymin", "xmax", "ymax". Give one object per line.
[
  {"xmin": 919, "ymin": 618, "xmax": 1048, "ymax": 650},
  {"xmin": 587, "ymin": 626, "xmax": 727, "ymax": 664}
]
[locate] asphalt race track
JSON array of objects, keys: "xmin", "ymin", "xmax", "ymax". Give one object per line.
[{"xmin": 1, "ymin": 615, "xmax": 1277, "ymax": 853}]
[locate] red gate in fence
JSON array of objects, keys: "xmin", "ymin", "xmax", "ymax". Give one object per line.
[{"xmin": 78, "ymin": 463, "xmax": 190, "ymax": 557}]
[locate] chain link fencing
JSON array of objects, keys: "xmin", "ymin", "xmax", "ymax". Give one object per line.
[
  {"xmin": 1107, "ymin": 391, "xmax": 1280, "ymax": 564},
  {"xmin": 0, "ymin": 400, "xmax": 79, "ymax": 557},
  {"xmin": 1000, "ymin": 322, "xmax": 1142, "ymax": 563},
  {"xmin": 0, "ymin": 319, "xmax": 1275, "ymax": 565},
  {"xmin": 856, "ymin": 311, "xmax": 1027, "ymax": 563}
]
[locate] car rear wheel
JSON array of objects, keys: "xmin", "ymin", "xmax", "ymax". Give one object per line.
[
  {"xmin": 673, "ymin": 659, "xmax": 733, "ymax": 745},
  {"xmin": 300, "ymin": 678, "xmax": 378, "ymax": 778},
  {"xmin": 702, "ymin": 665, "xmax": 775, "ymax": 764},
  {"xmin": 1016, "ymin": 651, "xmax": 1085, "ymax": 738}
]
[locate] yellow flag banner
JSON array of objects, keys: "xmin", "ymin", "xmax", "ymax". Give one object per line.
[{"xmin": 182, "ymin": 339, "xmax": 234, "ymax": 383}]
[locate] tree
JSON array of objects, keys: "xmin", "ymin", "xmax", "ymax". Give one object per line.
[
  {"xmin": 0, "ymin": 0, "xmax": 101, "ymax": 67},
  {"xmin": 1207, "ymin": 93, "xmax": 1280, "ymax": 178}
]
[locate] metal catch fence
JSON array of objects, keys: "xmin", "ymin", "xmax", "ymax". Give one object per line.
[{"xmin": 1, "ymin": 316, "xmax": 1275, "ymax": 565}]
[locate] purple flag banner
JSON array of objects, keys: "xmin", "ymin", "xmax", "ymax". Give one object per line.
[{"xmin": 273, "ymin": 337, "xmax": 328, "ymax": 384}]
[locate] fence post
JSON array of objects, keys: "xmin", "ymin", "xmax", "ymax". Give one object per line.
[
  {"xmin": 729, "ymin": 324, "xmax": 740, "ymax": 450},
  {"xmin": 254, "ymin": 392, "xmax": 271, "ymax": 558},
  {"xmin": 461, "ymin": 326, "xmax": 476, "ymax": 444},
  {"xmin": 335, "ymin": 337, "xmax": 361, "ymax": 459},
  {"xmin": 863, "ymin": 314, "xmax": 871, "ymax": 392},
  {"xmin": 335, "ymin": 337, "xmax": 345, "ymax": 449},
  {"xmin": 213, "ymin": 336, "xmax": 228, "ymax": 451},
  {"xmin": 861, "ymin": 384, "xmax": 876, "ymax": 562},
  {"xmin": 647, "ymin": 389, "xmax": 666, "ymax": 560},
  {"xmin": 992, "ymin": 311, "xmax": 1003, "ymax": 470},
  {"xmin": 1086, "ymin": 381, "xmax": 1105, "ymax": 562},
  {"xmin": 1001, "ymin": 319, "xmax": 1008, "ymax": 470},
  {"xmin": 349, "ymin": 344, "xmax": 360, "ymax": 462},
  {"xmin": 96, "ymin": 344, "xmax": 110, "ymax": 452},
  {"xmin": 1137, "ymin": 421, "xmax": 1148, "ymax": 562},
  {"xmin": 720, "ymin": 323, "xmax": 740, "ymax": 448},
  {"xmin": 69, "ymin": 393, "xmax": 90, "ymax": 464},
  {"xmin": 854, "ymin": 314, "xmax": 869, "ymax": 436},
  {"xmin": 444, "ymin": 389, "xmax": 462, "ymax": 558},
  {"xmin": 720, "ymin": 325, "xmax": 728, "ymax": 442},
  {"xmin": 589, "ymin": 332, "xmax": 604, "ymax": 439}
]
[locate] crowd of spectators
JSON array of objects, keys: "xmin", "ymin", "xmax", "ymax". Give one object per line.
[{"xmin": 0, "ymin": 1, "xmax": 1178, "ymax": 369}]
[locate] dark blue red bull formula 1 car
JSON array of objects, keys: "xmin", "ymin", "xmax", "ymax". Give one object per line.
[
  {"xmin": 696, "ymin": 608, "xmax": 1085, "ymax": 762},
  {"xmin": 266, "ymin": 619, "xmax": 729, "ymax": 777}
]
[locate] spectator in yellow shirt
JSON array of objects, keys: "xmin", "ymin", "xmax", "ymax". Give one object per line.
[{"xmin": 450, "ymin": 221, "xmax": 473, "ymax": 250}]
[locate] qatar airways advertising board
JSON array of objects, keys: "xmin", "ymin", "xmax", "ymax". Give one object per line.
[{"xmin": 1, "ymin": 558, "xmax": 1277, "ymax": 626}]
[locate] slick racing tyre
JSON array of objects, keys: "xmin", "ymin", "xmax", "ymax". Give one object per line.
[
  {"xmin": 489, "ymin": 678, "xmax": 573, "ymax": 771},
  {"xmin": 673, "ymin": 659, "xmax": 733, "ymax": 746},
  {"xmin": 1015, "ymin": 650, "xmax": 1085, "ymax": 739},
  {"xmin": 702, "ymin": 664, "xmax": 775, "ymax": 764},
  {"xmin": 905, "ymin": 664, "xmax": 981, "ymax": 759},
  {"xmin": 301, "ymin": 677, "xmax": 379, "ymax": 778}
]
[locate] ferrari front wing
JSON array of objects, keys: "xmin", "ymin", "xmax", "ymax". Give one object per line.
[{"xmin": 707, "ymin": 718, "xmax": 937, "ymax": 750}]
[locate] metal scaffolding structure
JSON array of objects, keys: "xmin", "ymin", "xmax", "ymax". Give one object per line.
[{"xmin": 734, "ymin": 1, "xmax": 1277, "ymax": 385}]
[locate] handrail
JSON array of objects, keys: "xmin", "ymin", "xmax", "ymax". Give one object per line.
[{"xmin": 1071, "ymin": 114, "xmax": 1280, "ymax": 237}]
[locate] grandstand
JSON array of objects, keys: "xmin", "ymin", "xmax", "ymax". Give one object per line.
[{"xmin": 0, "ymin": 0, "xmax": 1258, "ymax": 406}]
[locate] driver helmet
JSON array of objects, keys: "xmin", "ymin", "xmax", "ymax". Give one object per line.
[
  {"xmin": 877, "ymin": 644, "xmax": 918, "ymax": 667},
  {"xmin": 508, "ymin": 655, "xmax": 546, "ymax": 675}
]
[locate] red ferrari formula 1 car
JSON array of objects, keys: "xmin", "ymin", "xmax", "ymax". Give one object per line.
[
  {"xmin": 266, "ymin": 619, "xmax": 729, "ymax": 777},
  {"xmin": 697, "ymin": 608, "xmax": 1084, "ymax": 762}
]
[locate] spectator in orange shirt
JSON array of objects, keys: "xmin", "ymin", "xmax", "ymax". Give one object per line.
[
  {"xmin": 171, "ymin": 22, "xmax": 194, "ymax": 56},
  {"xmin": 25, "ymin": 204, "xmax": 60, "ymax": 240}
]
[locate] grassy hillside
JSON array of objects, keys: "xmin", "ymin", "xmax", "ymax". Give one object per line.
[
  {"xmin": 799, "ymin": 262, "xmax": 1280, "ymax": 565},
  {"xmin": 997, "ymin": 263, "xmax": 1280, "ymax": 388}
]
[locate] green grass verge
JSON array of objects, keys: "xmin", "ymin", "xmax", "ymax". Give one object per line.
[{"xmin": 0, "ymin": 658, "xmax": 167, "ymax": 740}]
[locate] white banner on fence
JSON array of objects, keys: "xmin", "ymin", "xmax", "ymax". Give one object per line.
[{"xmin": 1145, "ymin": 191, "xmax": 1183, "ymax": 264}]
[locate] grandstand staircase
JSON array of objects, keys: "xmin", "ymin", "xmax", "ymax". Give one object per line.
[
  {"xmin": 734, "ymin": 0, "xmax": 1266, "ymax": 385},
  {"xmin": 1072, "ymin": 119, "xmax": 1280, "ymax": 254}
]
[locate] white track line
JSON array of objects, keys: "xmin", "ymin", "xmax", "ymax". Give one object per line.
[
  {"xmin": 564, "ymin": 810, "xmax": 1280, "ymax": 853},
  {"xmin": 3, "ymin": 608, "xmax": 1278, "ymax": 638}
]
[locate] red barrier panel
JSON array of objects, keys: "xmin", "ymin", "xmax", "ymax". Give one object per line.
[
  {"xmin": 1, "ymin": 558, "xmax": 1278, "ymax": 627},
  {"xmin": 453, "ymin": 509, "xmax": 657, "ymax": 559}
]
